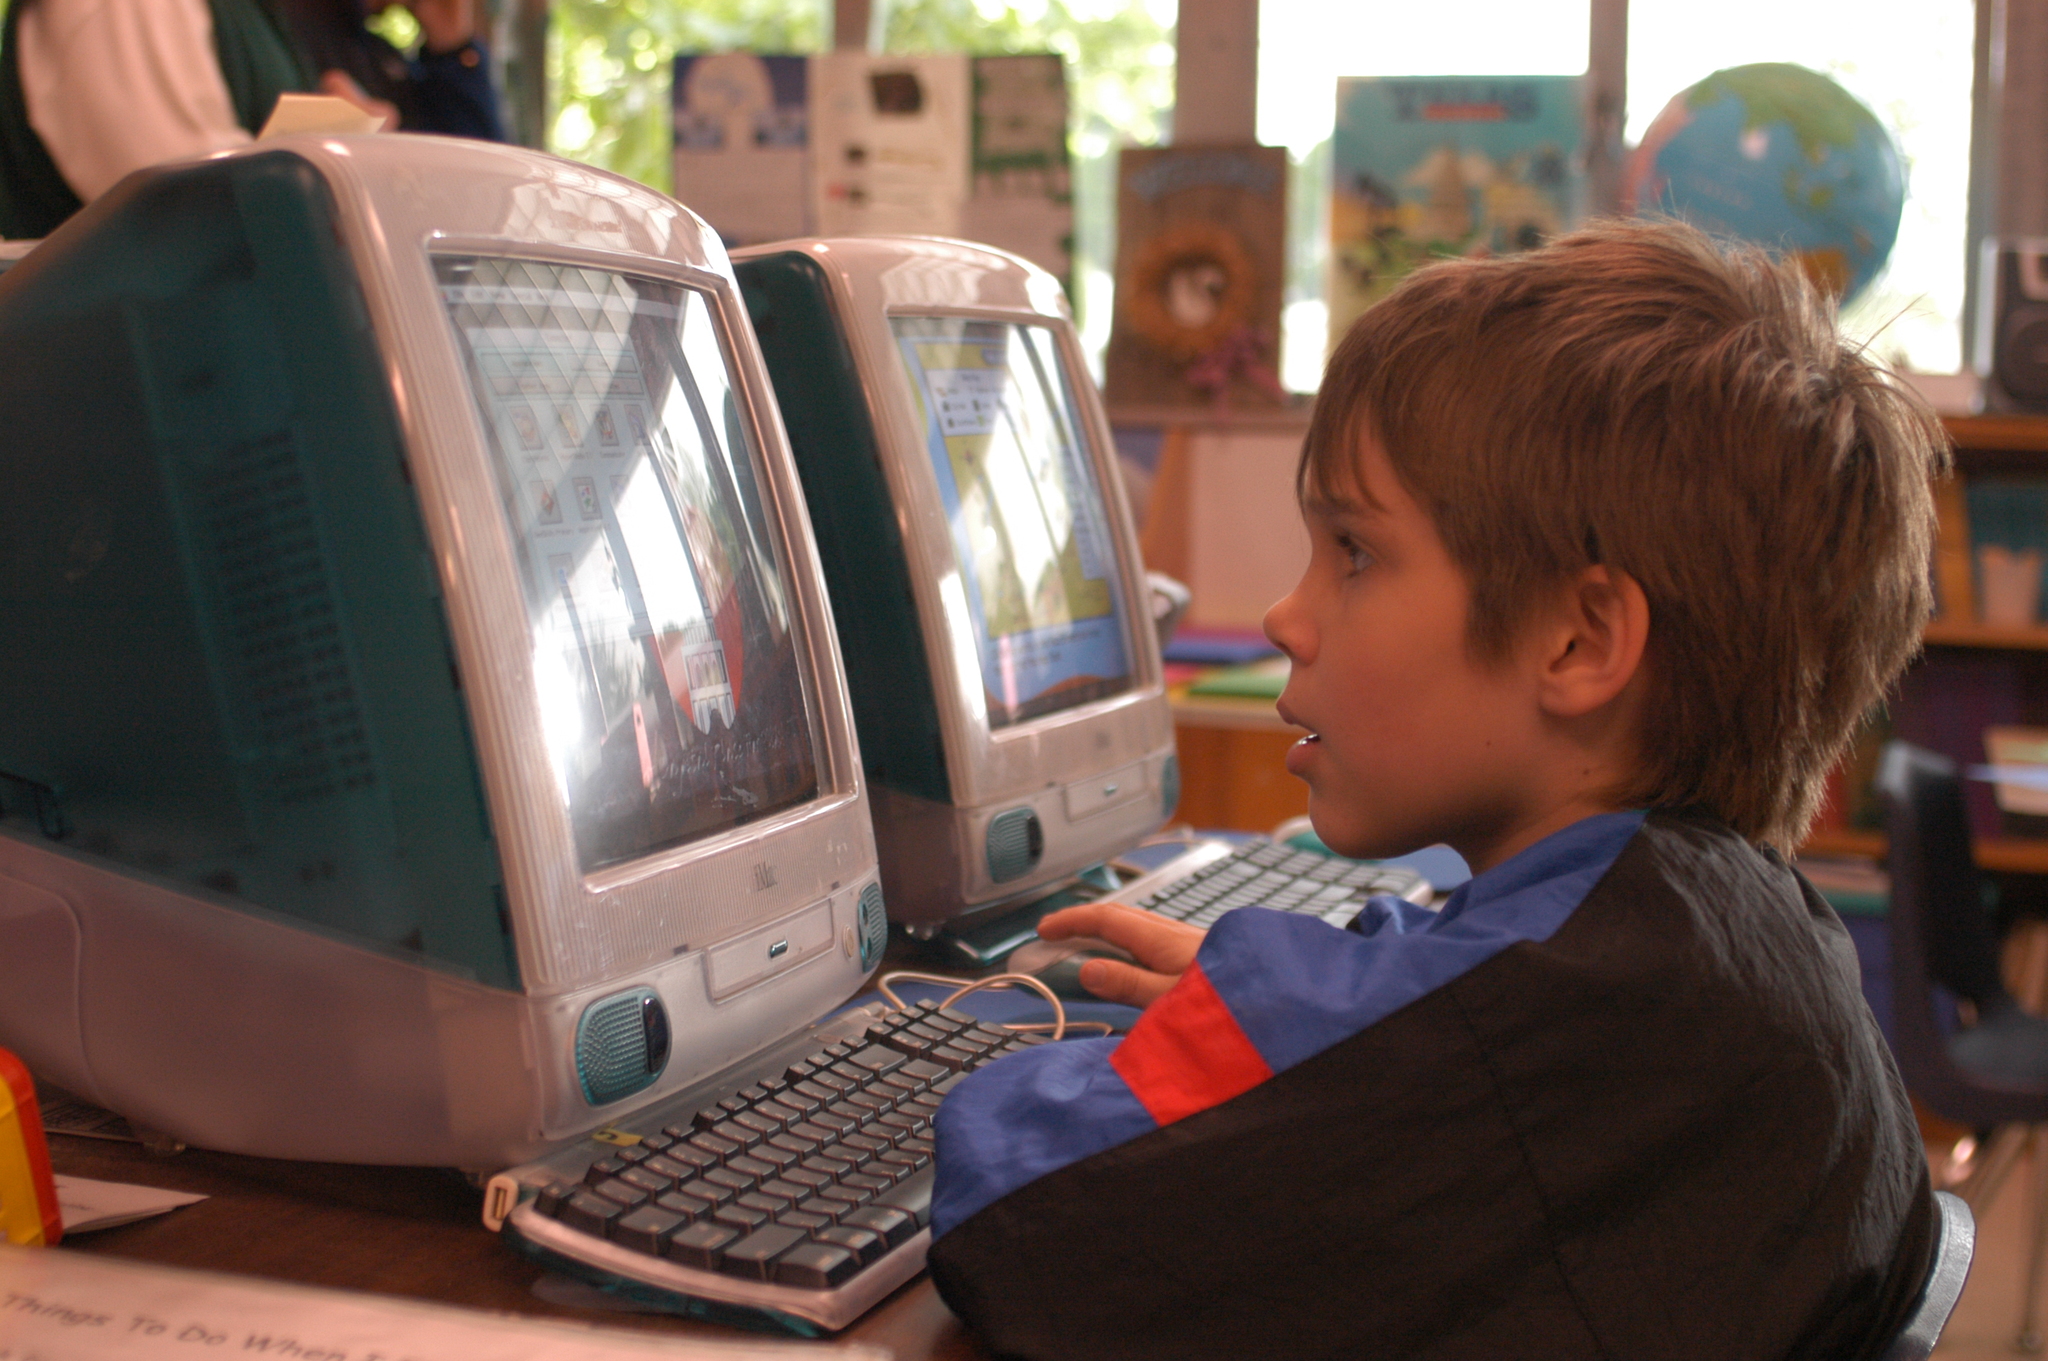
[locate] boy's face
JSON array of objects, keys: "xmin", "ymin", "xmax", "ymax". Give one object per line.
[{"xmin": 1264, "ymin": 430, "xmax": 1561, "ymax": 873}]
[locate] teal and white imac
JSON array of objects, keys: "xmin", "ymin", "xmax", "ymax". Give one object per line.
[
  {"xmin": 732, "ymin": 238, "xmax": 1176, "ymax": 930},
  {"xmin": 0, "ymin": 136, "xmax": 885, "ymax": 1167}
]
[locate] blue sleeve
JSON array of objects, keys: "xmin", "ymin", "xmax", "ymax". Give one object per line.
[{"xmin": 929, "ymin": 810, "xmax": 1646, "ymax": 1239}]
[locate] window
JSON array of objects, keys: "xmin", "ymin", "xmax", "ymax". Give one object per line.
[{"xmin": 545, "ymin": 0, "xmax": 1175, "ymax": 364}]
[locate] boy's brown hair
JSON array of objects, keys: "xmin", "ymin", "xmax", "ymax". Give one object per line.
[{"xmin": 1303, "ymin": 218, "xmax": 1948, "ymax": 849}]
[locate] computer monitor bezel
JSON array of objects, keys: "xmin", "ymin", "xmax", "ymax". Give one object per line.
[
  {"xmin": 733, "ymin": 237, "xmax": 1174, "ymax": 920},
  {"xmin": 380, "ymin": 236, "xmax": 868, "ymax": 999}
]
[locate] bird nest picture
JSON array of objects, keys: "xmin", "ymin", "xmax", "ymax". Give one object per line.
[{"xmin": 1118, "ymin": 224, "xmax": 1259, "ymax": 363}]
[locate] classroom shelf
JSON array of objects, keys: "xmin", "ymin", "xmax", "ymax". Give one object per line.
[
  {"xmin": 1922, "ymin": 620, "xmax": 2048, "ymax": 651},
  {"xmin": 1801, "ymin": 827, "xmax": 2048, "ymax": 876}
]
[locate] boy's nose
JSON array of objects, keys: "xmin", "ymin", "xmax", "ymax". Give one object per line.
[{"xmin": 1263, "ymin": 589, "xmax": 1314, "ymax": 665}]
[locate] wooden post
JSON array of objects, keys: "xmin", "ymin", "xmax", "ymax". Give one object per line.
[
  {"xmin": 1584, "ymin": 0, "xmax": 1628, "ymax": 217},
  {"xmin": 1172, "ymin": 0, "xmax": 1259, "ymax": 145}
]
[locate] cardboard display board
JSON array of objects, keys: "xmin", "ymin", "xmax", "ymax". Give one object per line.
[
  {"xmin": 810, "ymin": 53, "xmax": 971, "ymax": 238},
  {"xmin": 1105, "ymin": 145, "xmax": 1289, "ymax": 411},
  {"xmin": 671, "ymin": 53, "xmax": 812, "ymax": 246},
  {"xmin": 960, "ymin": 54, "xmax": 1074, "ymax": 287}
]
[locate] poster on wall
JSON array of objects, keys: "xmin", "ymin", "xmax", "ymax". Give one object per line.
[
  {"xmin": 1104, "ymin": 144, "xmax": 1289, "ymax": 411},
  {"xmin": 671, "ymin": 53, "xmax": 811, "ymax": 246},
  {"xmin": 960, "ymin": 54, "xmax": 1073, "ymax": 288},
  {"xmin": 809, "ymin": 53, "xmax": 971, "ymax": 238},
  {"xmin": 1328, "ymin": 75, "xmax": 1584, "ymax": 353}
]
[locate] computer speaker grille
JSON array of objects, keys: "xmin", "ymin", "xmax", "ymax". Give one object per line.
[
  {"xmin": 986, "ymin": 808, "xmax": 1044, "ymax": 883},
  {"xmin": 575, "ymin": 987, "xmax": 668, "ymax": 1106},
  {"xmin": 858, "ymin": 882, "xmax": 887, "ymax": 969}
]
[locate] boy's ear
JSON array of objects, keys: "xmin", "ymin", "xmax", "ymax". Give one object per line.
[{"xmin": 1535, "ymin": 565, "xmax": 1650, "ymax": 719}]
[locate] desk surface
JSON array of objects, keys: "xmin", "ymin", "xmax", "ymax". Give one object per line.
[{"xmin": 48, "ymin": 1134, "xmax": 984, "ymax": 1359}]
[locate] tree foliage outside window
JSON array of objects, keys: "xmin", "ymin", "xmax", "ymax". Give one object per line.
[{"xmin": 546, "ymin": 0, "xmax": 1175, "ymax": 348}]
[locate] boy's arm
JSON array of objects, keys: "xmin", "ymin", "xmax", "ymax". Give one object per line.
[{"xmin": 1035, "ymin": 902, "xmax": 1204, "ymax": 1007}]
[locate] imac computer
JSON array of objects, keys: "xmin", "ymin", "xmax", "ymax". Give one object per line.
[
  {"xmin": 730, "ymin": 238, "xmax": 1178, "ymax": 937},
  {"xmin": 0, "ymin": 136, "xmax": 890, "ymax": 1171}
]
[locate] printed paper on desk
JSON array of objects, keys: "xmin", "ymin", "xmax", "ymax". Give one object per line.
[
  {"xmin": 55, "ymin": 1174, "xmax": 206, "ymax": 1233},
  {"xmin": 0, "ymin": 1245, "xmax": 885, "ymax": 1360},
  {"xmin": 259, "ymin": 94, "xmax": 389, "ymax": 138}
]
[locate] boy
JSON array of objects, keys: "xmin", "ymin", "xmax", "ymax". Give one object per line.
[{"xmin": 924, "ymin": 220, "xmax": 1946, "ymax": 1360}]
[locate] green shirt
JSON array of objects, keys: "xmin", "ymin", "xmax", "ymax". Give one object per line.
[{"xmin": 0, "ymin": 0, "xmax": 310, "ymax": 239}]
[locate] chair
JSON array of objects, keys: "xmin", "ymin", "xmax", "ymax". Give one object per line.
[
  {"xmin": 1880, "ymin": 741, "xmax": 2048, "ymax": 1350},
  {"xmin": 1885, "ymin": 1190, "xmax": 1976, "ymax": 1361}
]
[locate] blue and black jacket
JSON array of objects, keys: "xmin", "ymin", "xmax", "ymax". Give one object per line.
[{"xmin": 927, "ymin": 809, "xmax": 1935, "ymax": 1361}]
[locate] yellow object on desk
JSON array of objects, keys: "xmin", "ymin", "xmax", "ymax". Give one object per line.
[{"xmin": 0, "ymin": 1047, "xmax": 61, "ymax": 1246}]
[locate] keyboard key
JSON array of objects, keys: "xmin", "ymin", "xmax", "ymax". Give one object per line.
[
  {"xmin": 644, "ymin": 1151, "xmax": 707, "ymax": 1180},
  {"xmin": 730, "ymin": 1109, "xmax": 782, "ymax": 1139},
  {"xmin": 703, "ymin": 1167, "xmax": 754, "ymax": 1195},
  {"xmin": 709, "ymin": 1120, "xmax": 763, "ymax": 1150},
  {"xmin": 664, "ymin": 1220, "xmax": 737, "ymax": 1270},
  {"xmin": 809, "ymin": 1108, "xmax": 861, "ymax": 1136},
  {"xmin": 844, "ymin": 1044, "xmax": 906, "ymax": 1076},
  {"xmin": 876, "ymin": 1169, "xmax": 934, "ymax": 1226},
  {"xmin": 794, "ymin": 1195, "xmax": 845, "ymax": 1222},
  {"xmin": 712, "ymin": 1202, "xmax": 771, "ymax": 1233},
  {"xmin": 816, "ymin": 1223, "xmax": 885, "ymax": 1265},
  {"xmin": 750, "ymin": 1141, "xmax": 805, "ymax": 1171},
  {"xmin": 782, "ymin": 1166, "xmax": 835, "ymax": 1191},
  {"xmin": 899, "ymin": 1059, "xmax": 947, "ymax": 1084},
  {"xmin": 842, "ymin": 1205, "xmax": 917, "ymax": 1248},
  {"xmin": 841, "ymin": 1171, "xmax": 893, "ymax": 1195},
  {"xmin": 775, "ymin": 1087, "xmax": 825, "ymax": 1117},
  {"xmin": 558, "ymin": 1191, "xmax": 625, "ymax": 1235},
  {"xmin": 725, "ymin": 1155, "xmax": 777, "ymax": 1181},
  {"xmin": 722, "ymin": 1224, "xmax": 808, "ymax": 1281},
  {"xmin": 653, "ymin": 1190, "xmax": 712, "ymax": 1219},
  {"xmin": 677, "ymin": 1177, "xmax": 736, "ymax": 1208},
  {"xmin": 611, "ymin": 1206, "xmax": 685, "ymax": 1254},
  {"xmin": 686, "ymin": 1132, "xmax": 740, "ymax": 1162},
  {"xmin": 777, "ymin": 1209, "xmax": 831, "ymax": 1233},
  {"xmin": 618, "ymin": 1165, "xmax": 672, "ymax": 1195},
  {"xmin": 773, "ymin": 1241, "xmax": 859, "ymax": 1289},
  {"xmin": 534, "ymin": 1181, "xmax": 572, "ymax": 1217},
  {"xmin": 590, "ymin": 1178, "xmax": 649, "ymax": 1210},
  {"xmin": 583, "ymin": 1156, "xmax": 630, "ymax": 1185},
  {"xmin": 839, "ymin": 1132, "xmax": 890, "ymax": 1158},
  {"xmin": 759, "ymin": 1178, "xmax": 811, "ymax": 1205},
  {"xmin": 737, "ymin": 1192, "xmax": 791, "ymax": 1217}
]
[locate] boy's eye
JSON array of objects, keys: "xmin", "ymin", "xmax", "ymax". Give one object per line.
[{"xmin": 1334, "ymin": 534, "xmax": 1371, "ymax": 574}]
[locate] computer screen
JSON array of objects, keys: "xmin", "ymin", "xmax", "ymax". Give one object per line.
[
  {"xmin": 889, "ymin": 315, "xmax": 1133, "ymax": 729},
  {"xmin": 0, "ymin": 138, "xmax": 884, "ymax": 1167},
  {"xmin": 436, "ymin": 256, "xmax": 821, "ymax": 871}
]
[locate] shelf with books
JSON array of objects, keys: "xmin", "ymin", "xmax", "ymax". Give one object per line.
[{"xmin": 1801, "ymin": 826, "xmax": 2048, "ymax": 877}]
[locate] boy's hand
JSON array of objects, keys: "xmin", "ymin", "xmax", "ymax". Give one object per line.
[{"xmin": 1036, "ymin": 903, "xmax": 1206, "ymax": 1009}]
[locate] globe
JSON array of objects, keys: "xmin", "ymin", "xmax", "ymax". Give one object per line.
[{"xmin": 1625, "ymin": 63, "xmax": 1905, "ymax": 304}]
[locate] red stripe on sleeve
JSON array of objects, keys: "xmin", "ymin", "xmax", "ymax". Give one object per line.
[{"xmin": 1109, "ymin": 960, "xmax": 1274, "ymax": 1126}]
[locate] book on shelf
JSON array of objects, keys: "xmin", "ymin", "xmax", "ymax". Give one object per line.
[
  {"xmin": 1327, "ymin": 76, "xmax": 1585, "ymax": 358},
  {"xmin": 1104, "ymin": 144, "xmax": 1290, "ymax": 411}
]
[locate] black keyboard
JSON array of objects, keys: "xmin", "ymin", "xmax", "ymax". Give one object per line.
[
  {"xmin": 495, "ymin": 999, "xmax": 1045, "ymax": 1333},
  {"xmin": 1129, "ymin": 838, "xmax": 1430, "ymax": 929}
]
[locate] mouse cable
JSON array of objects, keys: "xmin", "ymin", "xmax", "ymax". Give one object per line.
[{"xmin": 874, "ymin": 970, "xmax": 1113, "ymax": 1042}]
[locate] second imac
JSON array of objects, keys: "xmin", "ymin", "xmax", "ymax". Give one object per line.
[{"xmin": 733, "ymin": 238, "xmax": 1177, "ymax": 933}]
